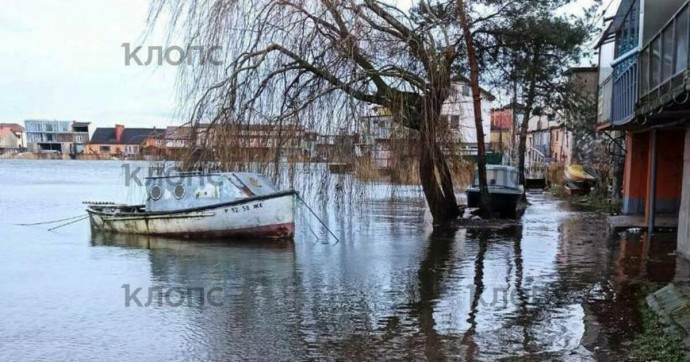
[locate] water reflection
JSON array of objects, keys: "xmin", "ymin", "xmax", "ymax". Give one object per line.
[
  {"xmin": 85, "ymin": 195, "xmax": 678, "ymax": 360},
  {"xmin": 0, "ymin": 161, "xmax": 680, "ymax": 360}
]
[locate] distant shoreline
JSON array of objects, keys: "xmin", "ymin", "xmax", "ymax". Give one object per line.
[{"xmin": 0, "ymin": 152, "xmax": 163, "ymax": 161}]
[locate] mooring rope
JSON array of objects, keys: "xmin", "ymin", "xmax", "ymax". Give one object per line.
[
  {"xmin": 296, "ymin": 193, "xmax": 340, "ymax": 245},
  {"xmin": 47, "ymin": 216, "xmax": 89, "ymax": 231},
  {"xmin": 15, "ymin": 214, "xmax": 87, "ymax": 226}
]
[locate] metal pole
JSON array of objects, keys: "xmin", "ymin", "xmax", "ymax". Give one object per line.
[{"xmin": 648, "ymin": 128, "xmax": 658, "ymax": 239}]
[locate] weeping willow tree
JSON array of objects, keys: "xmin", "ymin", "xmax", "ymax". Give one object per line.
[{"xmin": 147, "ymin": 0, "xmax": 492, "ymax": 224}]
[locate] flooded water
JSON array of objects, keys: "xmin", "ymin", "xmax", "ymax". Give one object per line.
[{"xmin": 0, "ymin": 160, "xmax": 680, "ymax": 360}]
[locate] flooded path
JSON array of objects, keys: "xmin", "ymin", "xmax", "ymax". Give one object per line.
[{"xmin": 0, "ymin": 161, "xmax": 679, "ymax": 360}]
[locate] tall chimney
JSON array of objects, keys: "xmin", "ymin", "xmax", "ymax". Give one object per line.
[{"xmin": 115, "ymin": 124, "xmax": 125, "ymax": 143}]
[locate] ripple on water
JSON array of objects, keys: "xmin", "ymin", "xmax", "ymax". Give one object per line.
[{"xmin": 0, "ymin": 161, "xmax": 679, "ymax": 360}]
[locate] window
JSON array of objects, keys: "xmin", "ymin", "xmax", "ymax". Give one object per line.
[
  {"xmin": 651, "ymin": 37, "xmax": 661, "ymax": 88},
  {"xmin": 676, "ymin": 7, "xmax": 689, "ymax": 74},
  {"xmin": 662, "ymin": 27, "xmax": 674, "ymax": 80},
  {"xmin": 615, "ymin": 0, "xmax": 639, "ymax": 57},
  {"xmin": 461, "ymin": 85, "xmax": 470, "ymax": 97},
  {"xmin": 450, "ymin": 116, "xmax": 460, "ymax": 129}
]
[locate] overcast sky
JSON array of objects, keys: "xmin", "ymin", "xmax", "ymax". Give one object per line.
[{"xmin": 0, "ymin": 0, "xmax": 613, "ymax": 130}]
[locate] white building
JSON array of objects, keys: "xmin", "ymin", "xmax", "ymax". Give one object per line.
[
  {"xmin": 360, "ymin": 78, "xmax": 495, "ymax": 168},
  {"xmin": 441, "ymin": 78, "xmax": 495, "ymax": 153}
]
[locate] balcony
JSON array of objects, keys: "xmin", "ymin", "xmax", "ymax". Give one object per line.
[
  {"xmin": 597, "ymin": 74, "xmax": 613, "ymax": 127},
  {"xmin": 611, "ymin": 51, "xmax": 639, "ymax": 126},
  {"xmin": 639, "ymin": 1, "xmax": 690, "ymax": 115}
]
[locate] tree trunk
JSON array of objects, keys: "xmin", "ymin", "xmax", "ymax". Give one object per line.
[
  {"xmin": 457, "ymin": 0, "xmax": 491, "ymax": 216},
  {"xmin": 518, "ymin": 104, "xmax": 534, "ymax": 187},
  {"xmin": 517, "ymin": 47, "xmax": 540, "ymax": 187},
  {"xmin": 419, "ymin": 116, "xmax": 459, "ymax": 224},
  {"xmin": 434, "ymin": 143, "xmax": 459, "ymax": 212}
]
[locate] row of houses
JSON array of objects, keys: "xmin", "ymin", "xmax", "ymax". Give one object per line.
[
  {"xmin": 1, "ymin": 77, "xmax": 498, "ymax": 161},
  {"xmin": 3, "ymin": 74, "xmax": 580, "ymax": 163}
]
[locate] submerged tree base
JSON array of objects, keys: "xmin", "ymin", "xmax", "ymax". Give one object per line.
[{"xmin": 452, "ymin": 202, "xmax": 527, "ymax": 229}]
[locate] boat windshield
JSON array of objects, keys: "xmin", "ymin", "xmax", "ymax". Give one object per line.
[{"xmin": 473, "ymin": 168, "xmax": 519, "ymax": 189}]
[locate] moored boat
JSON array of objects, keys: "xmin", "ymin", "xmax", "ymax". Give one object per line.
[
  {"xmin": 466, "ymin": 165, "xmax": 525, "ymax": 218},
  {"xmin": 86, "ymin": 172, "xmax": 296, "ymax": 239},
  {"xmin": 563, "ymin": 164, "xmax": 595, "ymax": 195},
  {"xmin": 564, "ymin": 164, "xmax": 596, "ymax": 183}
]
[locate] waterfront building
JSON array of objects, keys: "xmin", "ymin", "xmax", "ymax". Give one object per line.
[
  {"xmin": 86, "ymin": 125, "xmax": 160, "ymax": 157},
  {"xmin": 24, "ymin": 120, "xmax": 89, "ymax": 155},
  {"xmin": 0, "ymin": 123, "xmax": 25, "ymax": 154},
  {"xmin": 597, "ymin": 0, "xmax": 690, "ymax": 256},
  {"xmin": 490, "ymin": 105, "xmax": 515, "ymax": 152},
  {"xmin": 359, "ymin": 78, "xmax": 495, "ymax": 169}
]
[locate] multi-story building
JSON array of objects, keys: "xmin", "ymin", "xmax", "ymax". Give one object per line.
[
  {"xmin": 522, "ymin": 67, "xmax": 597, "ymax": 170},
  {"xmin": 490, "ymin": 105, "xmax": 517, "ymax": 152},
  {"xmin": 163, "ymin": 124, "xmax": 311, "ymax": 161},
  {"xmin": 525, "ymin": 112, "xmax": 573, "ymax": 165},
  {"xmin": 596, "ymin": 0, "xmax": 690, "ymax": 256},
  {"xmin": 359, "ymin": 78, "xmax": 495, "ymax": 169},
  {"xmin": 163, "ymin": 125, "xmax": 214, "ymax": 159},
  {"xmin": 140, "ymin": 129, "xmax": 167, "ymax": 159},
  {"xmin": 210, "ymin": 124, "xmax": 308, "ymax": 161},
  {"xmin": 441, "ymin": 77, "xmax": 496, "ymax": 153},
  {"xmin": 24, "ymin": 120, "xmax": 90, "ymax": 155},
  {"xmin": 314, "ymin": 133, "xmax": 359, "ymax": 162}
]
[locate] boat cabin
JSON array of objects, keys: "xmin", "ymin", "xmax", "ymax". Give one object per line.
[
  {"xmin": 472, "ymin": 165, "xmax": 521, "ymax": 190},
  {"xmin": 144, "ymin": 172, "xmax": 278, "ymax": 212}
]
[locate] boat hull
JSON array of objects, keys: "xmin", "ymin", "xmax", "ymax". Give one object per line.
[
  {"xmin": 466, "ymin": 189, "xmax": 522, "ymax": 218},
  {"xmin": 564, "ymin": 165, "xmax": 596, "ymax": 183},
  {"xmin": 87, "ymin": 191, "xmax": 296, "ymax": 240}
]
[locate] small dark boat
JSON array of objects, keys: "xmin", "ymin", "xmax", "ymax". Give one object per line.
[{"xmin": 466, "ymin": 165, "xmax": 524, "ymax": 218}]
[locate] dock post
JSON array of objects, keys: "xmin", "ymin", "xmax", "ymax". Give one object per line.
[{"xmin": 648, "ymin": 128, "xmax": 658, "ymax": 244}]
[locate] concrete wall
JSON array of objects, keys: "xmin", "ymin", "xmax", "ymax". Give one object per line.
[{"xmin": 678, "ymin": 125, "xmax": 690, "ymax": 257}]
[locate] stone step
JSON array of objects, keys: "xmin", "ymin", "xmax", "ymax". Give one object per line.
[{"xmin": 646, "ymin": 284, "xmax": 690, "ymax": 351}]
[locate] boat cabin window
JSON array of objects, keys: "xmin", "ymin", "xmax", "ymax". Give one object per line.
[{"xmin": 473, "ymin": 168, "xmax": 519, "ymax": 189}]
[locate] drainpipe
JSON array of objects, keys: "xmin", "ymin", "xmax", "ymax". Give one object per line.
[{"xmin": 648, "ymin": 128, "xmax": 658, "ymax": 238}]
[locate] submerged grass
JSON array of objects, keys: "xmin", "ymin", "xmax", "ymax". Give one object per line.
[
  {"xmin": 624, "ymin": 281, "xmax": 686, "ymax": 361},
  {"xmin": 629, "ymin": 303, "xmax": 686, "ymax": 361},
  {"xmin": 549, "ymin": 184, "xmax": 615, "ymax": 213}
]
